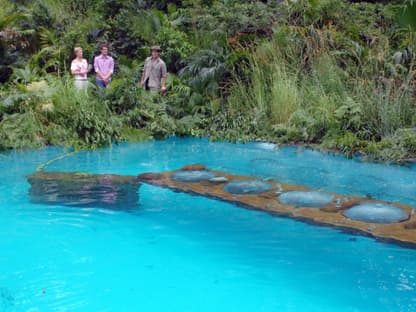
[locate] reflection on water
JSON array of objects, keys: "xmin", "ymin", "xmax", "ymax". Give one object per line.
[{"xmin": 27, "ymin": 172, "xmax": 140, "ymax": 209}]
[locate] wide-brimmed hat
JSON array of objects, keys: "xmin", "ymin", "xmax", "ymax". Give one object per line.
[{"xmin": 150, "ymin": 45, "xmax": 161, "ymax": 51}]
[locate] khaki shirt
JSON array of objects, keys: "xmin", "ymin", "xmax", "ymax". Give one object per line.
[{"xmin": 143, "ymin": 57, "xmax": 167, "ymax": 90}]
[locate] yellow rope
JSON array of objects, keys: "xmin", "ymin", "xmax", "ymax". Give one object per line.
[{"xmin": 36, "ymin": 151, "xmax": 78, "ymax": 172}]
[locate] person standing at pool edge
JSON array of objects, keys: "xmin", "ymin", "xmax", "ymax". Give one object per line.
[
  {"xmin": 70, "ymin": 47, "xmax": 89, "ymax": 90},
  {"xmin": 141, "ymin": 46, "xmax": 167, "ymax": 93},
  {"xmin": 94, "ymin": 43, "xmax": 114, "ymax": 88}
]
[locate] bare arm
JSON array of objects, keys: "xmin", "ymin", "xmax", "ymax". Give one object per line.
[
  {"xmin": 160, "ymin": 62, "xmax": 167, "ymax": 91},
  {"xmin": 161, "ymin": 76, "xmax": 167, "ymax": 90}
]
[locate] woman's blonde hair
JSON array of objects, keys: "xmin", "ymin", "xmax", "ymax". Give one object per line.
[{"xmin": 74, "ymin": 47, "xmax": 83, "ymax": 55}]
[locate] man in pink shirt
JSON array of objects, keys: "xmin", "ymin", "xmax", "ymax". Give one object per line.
[{"xmin": 94, "ymin": 43, "xmax": 114, "ymax": 88}]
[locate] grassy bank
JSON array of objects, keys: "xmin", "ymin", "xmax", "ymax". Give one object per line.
[{"xmin": 1, "ymin": 0, "xmax": 415, "ymax": 162}]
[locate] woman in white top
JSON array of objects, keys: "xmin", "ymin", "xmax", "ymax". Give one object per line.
[{"xmin": 70, "ymin": 47, "xmax": 89, "ymax": 90}]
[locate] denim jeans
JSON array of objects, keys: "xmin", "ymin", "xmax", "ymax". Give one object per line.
[{"xmin": 96, "ymin": 78, "xmax": 111, "ymax": 88}]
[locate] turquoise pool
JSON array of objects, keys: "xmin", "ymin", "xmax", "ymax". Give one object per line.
[{"xmin": 1, "ymin": 138, "xmax": 415, "ymax": 311}]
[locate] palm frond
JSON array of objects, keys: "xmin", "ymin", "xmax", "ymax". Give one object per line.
[{"xmin": 0, "ymin": 13, "xmax": 29, "ymax": 31}]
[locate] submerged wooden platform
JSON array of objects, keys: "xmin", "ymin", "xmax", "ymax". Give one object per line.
[
  {"xmin": 138, "ymin": 165, "xmax": 416, "ymax": 248},
  {"xmin": 27, "ymin": 164, "xmax": 416, "ymax": 247},
  {"xmin": 28, "ymin": 171, "xmax": 140, "ymax": 209}
]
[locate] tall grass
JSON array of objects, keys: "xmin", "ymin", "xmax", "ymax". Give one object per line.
[
  {"xmin": 227, "ymin": 44, "xmax": 300, "ymax": 124},
  {"xmin": 268, "ymin": 62, "xmax": 300, "ymax": 123},
  {"xmin": 227, "ymin": 48, "xmax": 342, "ymax": 127},
  {"xmin": 356, "ymin": 78, "xmax": 415, "ymax": 138},
  {"xmin": 227, "ymin": 26, "xmax": 416, "ymax": 149}
]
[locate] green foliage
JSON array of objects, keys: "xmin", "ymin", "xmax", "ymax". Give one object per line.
[
  {"xmin": 179, "ymin": 41, "xmax": 228, "ymax": 96},
  {"xmin": 102, "ymin": 64, "xmax": 142, "ymax": 114},
  {"xmin": 156, "ymin": 26, "xmax": 194, "ymax": 72},
  {"xmin": 206, "ymin": 109, "xmax": 268, "ymax": 143},
  {"xmin": 286, "ymin": 0, "xmax": 345, "ymax": 26},
  {"xmin": 173, "ymin": 1, "xmax": 276, "ymax": 37},
  {"xmin": 0, "ymin": 0, "xmax": 415, "ymax": 163},
  {"xmin": 0, "ymin": 111, "xmax": 45, "ymax": 150},
  {"xmin": 119, "ymin": 126, "xmax": 151, "ymax": 142},
  {"xmin": 69, "ymin": 108, "xmax": 121, "ymax": 149},
  {"xmin": 334, "ymin": 97, "xmax": 363, "ymax": 133},
  {"xmin": 0, "ymin": 6, "xmax": 32, "ymax": 82},
  {"xmin": 398, "ymin": 1, "xmax": 416, "ymax": 31},
  {"xmin": 224, "ymin": 0, "xmax": 416, "ymax": 162},
  {"xmin": 48, "ymin": 78, "xmax": 122, "ymax": 149},
  {"xmin": 364, "ymin": 129, "xmax": 416, "ymax": 163},
  {"xmin": 107, "ymin": 9, "xmax": 152, "ymax": 58},
  {"xmin": 323, "ymin": 131, "xmax": 367, "ymax": 158},
  {"xmin": 1, "ymin": 76, "xmax": 123, "ymax": 150}
]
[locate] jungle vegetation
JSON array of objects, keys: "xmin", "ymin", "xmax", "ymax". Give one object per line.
[{"xmin": 0, "ymin": 0, "xmax": 415, "ymax": 163}]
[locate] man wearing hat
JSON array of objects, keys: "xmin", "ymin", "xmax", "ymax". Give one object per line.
[{"xmin": 141, "ymin": 45, "xmax": 167, "ymax": 93}]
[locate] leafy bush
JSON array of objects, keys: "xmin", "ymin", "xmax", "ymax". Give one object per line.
[
  {"xmin": 70, "ymin": 109, "xmax": 121, "ymax": 149},
  {"xmin": 156, "ymin": 26, "xmax": 194, "ymax": 72},
  {"xmin": 0, "ymin": 111, "xmax": 45, "ymax": 150}
]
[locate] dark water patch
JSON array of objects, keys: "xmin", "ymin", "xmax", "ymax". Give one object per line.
[
  {"xmin": 0, "ymin": 287, "xmax": 14, "ymax": 311},
  {"xmin": 250, "ymin": 158, "xmax": 281, "ymax": 164}
]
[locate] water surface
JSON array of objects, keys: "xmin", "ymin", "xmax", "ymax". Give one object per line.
[{"xmin": 1, "ymin": 138, "xmax": 415, "ymax": 311}]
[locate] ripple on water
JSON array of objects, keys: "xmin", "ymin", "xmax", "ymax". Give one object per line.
[
  {"xmin": 0, "ymin": 287, "xmax": 14, "ymax": 311},
  {"xmin": 13, "ymin": 205, "xmax": 127, "ymax": 234},
  {"xmin": 2, "ymin": 139, "xmax": 416, "ymax": 312},
  {"xmin": 15, "ymin": 272, "xmax": 88, "ymax": 311}
]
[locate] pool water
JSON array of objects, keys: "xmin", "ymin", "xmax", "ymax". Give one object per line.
[{"xmin": 1, "ymin": 138, "xmax": 416, "ymax": 311}]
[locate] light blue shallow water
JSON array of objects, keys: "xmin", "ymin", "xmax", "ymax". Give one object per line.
[{"xmin": 1, "ymin": 137, "xmax": 416, "ymax": 311}]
